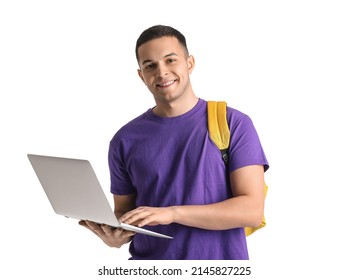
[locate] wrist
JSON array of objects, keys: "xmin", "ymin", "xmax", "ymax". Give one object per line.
[{"xmin": 171, "ymin": 205, "xmax": 181, "ymax": 224}]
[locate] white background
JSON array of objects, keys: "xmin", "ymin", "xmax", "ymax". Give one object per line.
[{"xmin": 1, "ymin": 0, "xmax": 348, "ymax": 279}]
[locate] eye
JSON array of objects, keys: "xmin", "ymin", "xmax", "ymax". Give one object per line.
[
  {"xmin": 167, "ymin": 58, "xmax": 176, "ymax": 63},
  {"xmin": 144, "ymin": 63, "xmax": 154, "ymax": 70}
]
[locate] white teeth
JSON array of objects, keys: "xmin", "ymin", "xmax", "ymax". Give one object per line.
[{"xmin": 158, "ymin": 80, "xmax": 175, "ymax": 87}]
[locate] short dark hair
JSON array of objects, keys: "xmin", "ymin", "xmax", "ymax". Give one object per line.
[{"xmin": 135, "ymin": 25, "xmax": 189, "ymax": 62}]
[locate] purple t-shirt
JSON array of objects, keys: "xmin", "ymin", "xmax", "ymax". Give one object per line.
[{"xmin": 108, "ymin": 99, "xmax": 268, "ymax": 260}]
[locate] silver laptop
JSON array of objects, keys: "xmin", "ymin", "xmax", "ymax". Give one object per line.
[{"xmin": 27, "ymin": 154, "xmax": 172, "ymax": 239}]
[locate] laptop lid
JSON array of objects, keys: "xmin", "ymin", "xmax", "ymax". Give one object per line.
[{"xmin": 27, "ymin": 154, "xmax": 172, "ymax": 239}]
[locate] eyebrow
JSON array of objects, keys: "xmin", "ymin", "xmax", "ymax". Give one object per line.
[{"xmin": 141, "ymin": 52, "xmax": 178, "ymax": 66}]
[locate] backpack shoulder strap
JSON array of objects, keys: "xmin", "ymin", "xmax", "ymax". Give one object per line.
[
  {"xmin": 207, "ymin": 100, "xmax": 267, "ymax": 236},
  {"xmin": 207, "ymin": 101, "xmax": 230, "ymax": 165}
]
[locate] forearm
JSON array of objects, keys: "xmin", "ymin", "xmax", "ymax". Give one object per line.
[
  {"xmin": 113, "ymin": 193, "xmax": 137, "ymax": 246},
  {"xmin": 172, "ymin": 196, "xmax": 264, "ymax": 230},
  {"xmin": 118, "ymin": 168, "xmax": 265, "ymax": 231},
  {"xmin": 114, "ymin": 211, "xmax": 133, "ymax": 245}
]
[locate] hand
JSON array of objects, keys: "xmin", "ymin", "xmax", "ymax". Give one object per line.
[
  {"xmin": 79, "ymin": 220, "xmax": 135, "ymax": 248},
  {"xmin": 119, "ymin": 206, "xmax": 175, "ymax": 228}
]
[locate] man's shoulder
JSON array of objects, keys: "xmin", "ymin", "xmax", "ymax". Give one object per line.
[
  {"xmin": 110, "ymin": 110, "xmax": 150, "ymax": 144},
  {"xmin": 204, "ymin": 99, "xmax": 249, "ymax": 121},
  {"xmin": 122, "ymin": 111, "xmax": 150, "ymax": 129},
  {"xmin": 224, "ymin": 103, "xmax": 252, "ymax": 128}
]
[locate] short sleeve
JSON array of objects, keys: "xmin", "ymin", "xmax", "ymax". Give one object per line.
[
  {"xmin": 108, "ymin": 140, "xmax": 136, "ymax": 195},
  {"xmin": 228, "ymin": 112, "xmax": 269, "ymax": 173}
]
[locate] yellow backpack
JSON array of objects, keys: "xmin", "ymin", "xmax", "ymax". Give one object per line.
[{"xmin": 207, "ymin": 101, "xmax": 267, "ymax": 236}]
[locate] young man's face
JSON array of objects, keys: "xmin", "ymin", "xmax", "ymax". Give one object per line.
[{"xmin": 137, "ymin": 36, "xmax": 195, "ymax": 106}]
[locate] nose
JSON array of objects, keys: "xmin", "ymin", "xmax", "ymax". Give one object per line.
[{"xmin": 156, "ymin": 62, "xmax": 169, "ymax": 77}]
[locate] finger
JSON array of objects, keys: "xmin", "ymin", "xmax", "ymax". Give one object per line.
[
  {"xmin": 101, "ymin": 224, "xmax": 123, "ymax": 238},
  {"xmin": 119, "ymin": 207, "xmax": 147, "ymax": 222},
  {"xmin": 119, "ymin": 211, "xmax": 135, "ymax": 223},
  {"xmin": 79, "ymin": 220, "xmax": 101, "ymax": 236},
  {"xmin": 101, "ymin": 224, "xmax": 113, "ymax": 235},
  {"xmin": 120, "ymin": 230, "xmax": 136, "ymax": 238},
  {"xmin": 79, "ymin": 220, "xmax": 88, "ymax": 228},
  {"xmin": 137, "ymin": 215, "xmax": 158, "ymax": 227},
  {"xmin": 85, "ymin": 220, "xmax": 104, "ymax": 235},
  {"xmin": 120, "ymin": 208, "xmax": 151, "ymax": 225},
  {"xmin": 103, "ymin": 227, "xmax": 136, "ymax": 244}
]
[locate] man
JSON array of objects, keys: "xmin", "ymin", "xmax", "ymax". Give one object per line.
[{"xmin": 80, "ymin": 25, "xmax": 269, "ymax": 259}]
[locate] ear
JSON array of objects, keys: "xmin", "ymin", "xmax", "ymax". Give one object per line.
[
  {"xmin": 187, "ymin": 55, "xmax": 195, "ymax": 74},
  {"xmin": 137, "ymin": 69, "xmax": 146, "ymax": 84}
]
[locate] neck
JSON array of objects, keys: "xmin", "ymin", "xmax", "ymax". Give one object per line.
[{"xmin": 153, "ymin": 94, "xmax": 199, "ymax": 118}]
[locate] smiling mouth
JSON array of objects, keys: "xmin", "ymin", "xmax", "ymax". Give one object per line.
[{"xmin": 156, "ymin": 80, "xmax": 177, "ymax": 88}]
